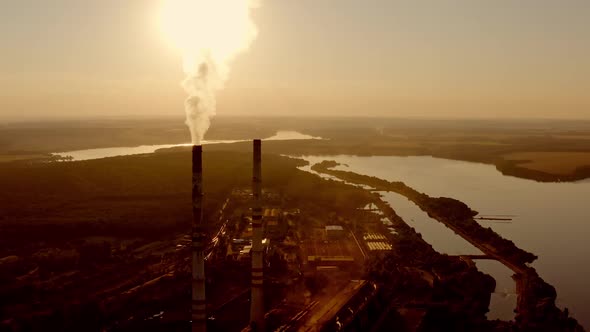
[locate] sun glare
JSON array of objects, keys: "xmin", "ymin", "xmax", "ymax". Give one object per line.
[
  {"xmin": 157, "ymin": 0, "xmax": 260, "ymax": 144},
  {"xmin": 158, "ymin": 0, "xmax": 258, "ymax": 68}
]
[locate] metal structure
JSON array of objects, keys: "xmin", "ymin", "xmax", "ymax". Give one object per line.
[
  {"xmin": 192, "ymin": 145, "xmax": 207, "ymax": 332},
  {"xmin": 250, "ymin": 139, "xmax": 265, "ymax": 331}
]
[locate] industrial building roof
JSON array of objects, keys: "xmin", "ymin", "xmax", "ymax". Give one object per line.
[
  {"xmin": 263, "ymin": 208, "xmax": 281, "ymax": 217},
  {"xmin": 366, "ymin": 242, "xmax": 392, "ymax": 251},
  {"xmin": 363, "ymin": 233, "xmax": 387, "ymax": 241}
]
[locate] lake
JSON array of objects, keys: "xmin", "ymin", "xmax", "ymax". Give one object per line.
[
  {"xmin": 301, "ymin": 155, "xmax": 589, "ymax": 327},
  {"xmin": 50, "ymin": 138, "xmax": 588, "ymax": 326},
  {"xmin": 53, "ymin": 131, "xmax": 321, "ymax": 161}
]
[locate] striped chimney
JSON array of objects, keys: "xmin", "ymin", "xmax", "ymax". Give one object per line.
[
  {"xmin": 192, "ymin": 145, "xmax": 206, "ymax": 332},
  {"xmin": 250, "ymin": 139, "xmax": 265, "ymax": 331}
]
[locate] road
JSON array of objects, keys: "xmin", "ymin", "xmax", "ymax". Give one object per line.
[{"xmin": 206, "ymin": 197, "xmax": 231, "ymax": 261}]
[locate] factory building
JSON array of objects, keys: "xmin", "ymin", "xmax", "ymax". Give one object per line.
[
  {"xmin": 363, "ymin": 233, "xmax": 387, "ymax": 241},
  {"xmin": 363, "ymin": 232, "xmax": 393, "ymax": 252},
  {"xmin": 307, "ymin": 255, "xmax": 355, "ymax": 267},
  {"xmin": 366, "ymin": 242, "xmax": 393, "ymax": 251},
  {"xmin": 325, "ymin": 225, "xmax": 345, "ymax": 240},
  {"xmin": 284, "ymin": 209, "xmax": 300, "ymax": 228},
  {"xmin": 263, "ymin": 208, "xmax": 288, "ymax": 239}
]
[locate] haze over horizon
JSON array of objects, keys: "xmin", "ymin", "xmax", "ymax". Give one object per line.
[
  {"xmin": 2, "ymin": 3, "xmax": 590, "ymax": 330},
  {"xmin": 1, "ymin": 0, "xmax": 589, "ymax": 121}
]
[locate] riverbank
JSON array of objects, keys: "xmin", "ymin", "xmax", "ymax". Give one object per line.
[
  {"xmin": 359, "ymin": 194, "xmax": 498, "ymax": 330},
  {"xmin": 3, "ymin": 117, "xmax": 590, "ymax": 182},
  {"xmin": 311, "ymin": 160, "xmax": 585, "ymax": 331}
]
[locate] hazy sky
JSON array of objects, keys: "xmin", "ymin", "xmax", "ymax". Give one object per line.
[{"xmin": 1, "ymin": 0, "xmax": 589, "ymax": 120}]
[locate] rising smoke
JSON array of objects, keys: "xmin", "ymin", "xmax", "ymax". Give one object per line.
[
  {"xmin": 182, "ymin": 57, "xmax": 224, "ymax": 144},
  {"xmin": 160, "ymin": 0, "xmax": 260, "ymax": 144}
]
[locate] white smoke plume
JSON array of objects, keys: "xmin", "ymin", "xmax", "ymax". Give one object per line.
[
  {"xmin": 160, "ymin": 0, "xmax": 260, "ymax": 144},
  {"xmin": 181, "ymin": 56, "xmax": 224, "ymax": 144}
]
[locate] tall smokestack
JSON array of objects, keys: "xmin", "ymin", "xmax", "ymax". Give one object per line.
[
  {"xmin": 192, "ymin": 145, "xmax": 206, "ymax": 332},
  {"xmin": 250, "ymin": 139, "xmax": 265, "ymax": 331}
]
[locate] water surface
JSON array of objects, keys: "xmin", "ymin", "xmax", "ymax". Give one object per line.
[
  {"xmin": 301, "ymin": 155, "xmax": 589, "ymax": 327},
  {"xmin": 301, "ymin": 162, "xmax": 516, "ymax": 320},
  {"xmin": 54, "ymin": 131, "xmax": 321, "ymax": 161}
]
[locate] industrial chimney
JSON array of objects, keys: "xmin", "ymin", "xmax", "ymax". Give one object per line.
[
  {"xmin": 192, "ymin": 145, "xmax": 207, "ymax": 332},
  {"xmin": 250, "ymin": 139, "xmax": 265, "ymax": 331}
]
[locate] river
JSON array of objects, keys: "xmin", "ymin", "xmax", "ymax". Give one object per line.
[
  {"xmin": 53, "ymin": 131, "xmax": 321, "ymax": 161},
  {"xmin": 300, "ymin": 155, "xmax": 589, "ymax": 327},
  {"xmin": 50, "ymin": 139, "xmax": 588, "ymax": 326},
  {"xmin": 380, "ymin": 191, "xmax": 517, "ymax": 321}
]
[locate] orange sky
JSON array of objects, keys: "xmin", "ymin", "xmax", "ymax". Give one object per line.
[{"xmin": 1, "ymin": 0, "xmax": 589, "ymax": 120}]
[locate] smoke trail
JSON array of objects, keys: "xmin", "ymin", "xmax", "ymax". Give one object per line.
[
  {"xmin": 160, "ymin": 0, "xmax": 260, "ymax": 144},
  {"xmin": 182, "ymin": 57, "xmax": 224, "ymax": 144}
]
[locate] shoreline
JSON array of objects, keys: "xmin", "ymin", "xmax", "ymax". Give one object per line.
[
  {"xmin": 3, "ymin": 139, "xmax": 590, "ymax": 183},
  {"xmin": 311, "ymin": 160, "xmax": 585, "ymax": 331}
]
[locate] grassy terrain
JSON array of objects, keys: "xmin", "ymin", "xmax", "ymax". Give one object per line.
[
  {"xmin": 2, "ymin": 116, "xmax": 590, "ymax": 181},
  {"xmin": 0, "ymin": 148, "xmax": 378, "ymax": 331},
  {"xmin": 0, "ymin": 148, "xmax": 370, "ymax": 254},
  {"xmin": 0, "ymin": 154, "xmax": 50, "ymax": 162},
  {"xmin": 1, "ymin": 121, "xmax": 586, "ymax": 330},
  {"xmin": 503, "ymin": 152, "xmax": 590, "ymax": 175}
]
